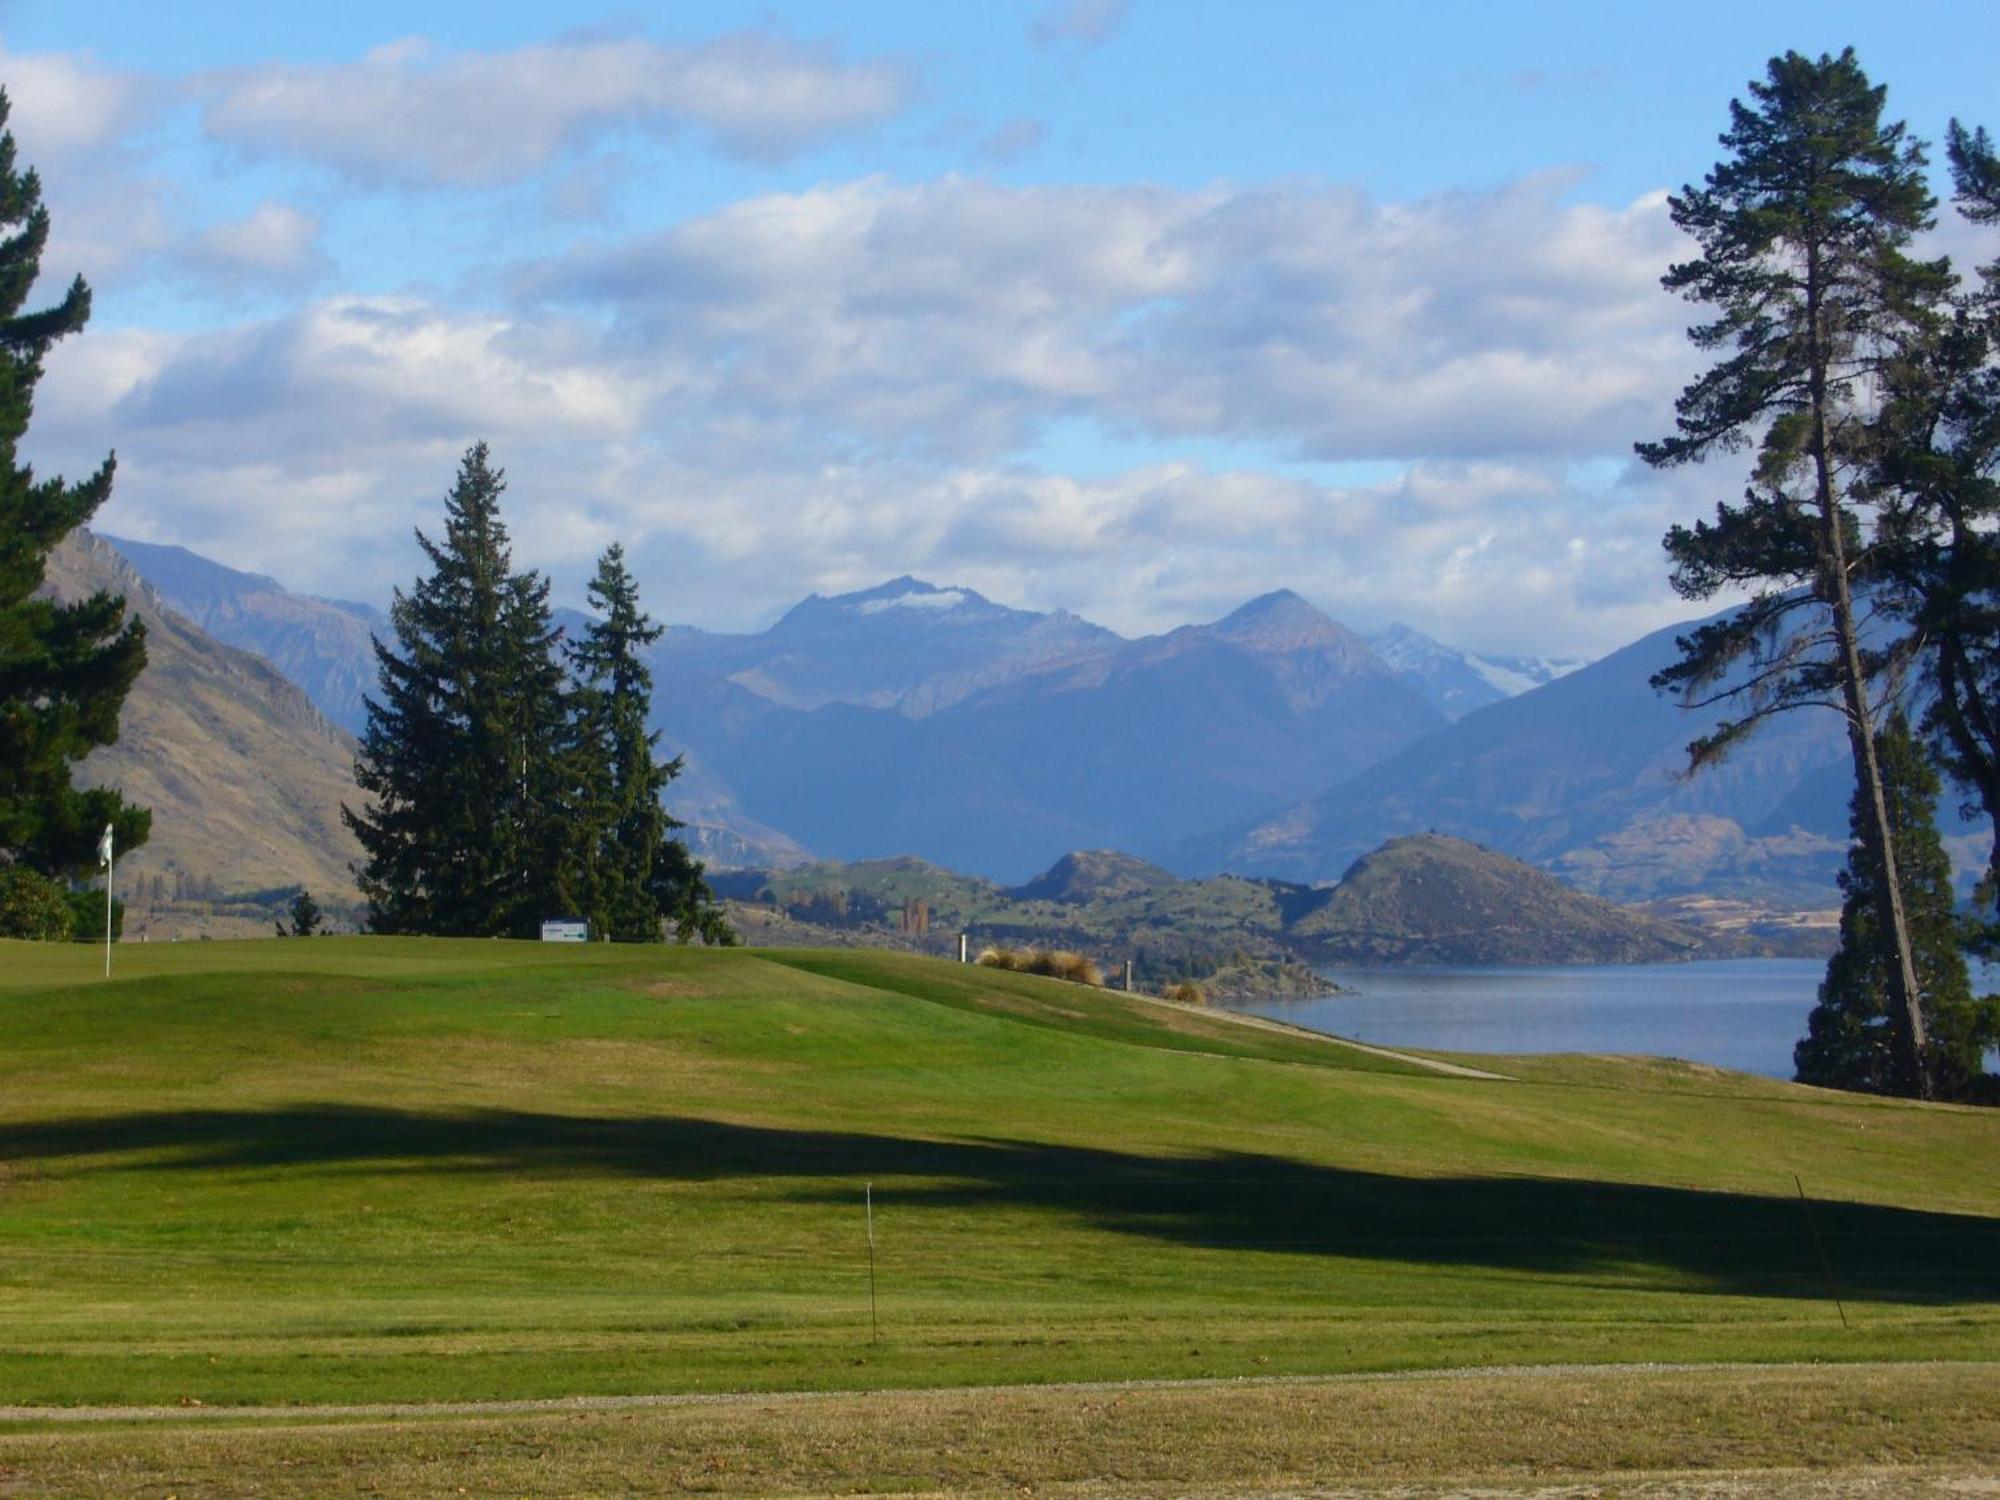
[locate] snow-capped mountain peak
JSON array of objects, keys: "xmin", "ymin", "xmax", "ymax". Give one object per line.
[{"xmin": 1367, "ymin": 623, "xmax": 1591, "ymax": 720}]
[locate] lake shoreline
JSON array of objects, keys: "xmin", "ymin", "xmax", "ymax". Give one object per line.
[{"xmin": 1220, "ymin": 958, "xmax": 1828, "ymax": 1079}]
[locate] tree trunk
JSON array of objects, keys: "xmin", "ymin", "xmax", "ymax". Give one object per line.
[{"xmin": 1808, "ymin": 263, "xmax": 1932, "ymax": 1099}]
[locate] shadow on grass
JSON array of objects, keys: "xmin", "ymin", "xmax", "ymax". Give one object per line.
[{"xmin": 3, "ymin": 1105, "xmax": 1995, "ymax": 1303}]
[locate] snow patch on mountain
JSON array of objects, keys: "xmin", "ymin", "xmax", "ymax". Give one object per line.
[
  {"xmin": 1368, "ymin": 624, "xmax": 1592, "ymax": 719},
  {"xmin": 858, "ymin": 588, "xmax": 970, "ymax": 614}
]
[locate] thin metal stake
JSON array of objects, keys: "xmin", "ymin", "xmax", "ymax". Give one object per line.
[
  {"xmin": 866, "ymin": 1181, "xmax": 879, "ymax": 1344},
  {"xmin": 1793, "ymin": 1173, "xmax": 1849, "ymax": 1329}
]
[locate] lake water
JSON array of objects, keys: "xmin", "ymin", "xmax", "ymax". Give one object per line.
[{"xmin": 1221, "ymin": 959, "xmax": 1828, "ymax": 1078}]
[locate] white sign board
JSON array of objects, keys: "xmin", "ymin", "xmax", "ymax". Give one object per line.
[{"xmin": 540, "ymin": 919, "xmax": 590, "ymax": 943}]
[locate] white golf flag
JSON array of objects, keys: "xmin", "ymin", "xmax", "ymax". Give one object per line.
[{"xmin": 97, "ymin": 823, "xmax": 113, "ymax": 868}]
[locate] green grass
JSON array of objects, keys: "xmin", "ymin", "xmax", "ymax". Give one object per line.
[{"xmin": 1, "ymin": 936, "xmax": 1997, "ymax": 1411}]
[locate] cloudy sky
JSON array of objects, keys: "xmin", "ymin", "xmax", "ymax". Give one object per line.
[{"xmin": 11, "ymin": 1, "xmax": 1997, "ymax": 656}]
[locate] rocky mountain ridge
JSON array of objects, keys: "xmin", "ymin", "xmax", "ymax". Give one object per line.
[{"xmin": 42, "ymin": 534, "xmax": 365, "ymax": 936}]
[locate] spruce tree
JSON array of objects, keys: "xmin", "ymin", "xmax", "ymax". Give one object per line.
[
  {"xmin": 1797, "ymin": 717, "xmax": 1999, "ymax": 1097},
  {"xmin": 344, "ymin": 444, "xmax": 573, "ymax": 936},
  {"xmin": 567, "ymin": 544, "xmax": 730, "ymax": 943},
  {"xmin": 0, "ymin": 89, "xmax": 149, "ymax": 877},
  {"xmin": 1639, "ymin": 50, "xmax": 1952, "ymax": 1096}
]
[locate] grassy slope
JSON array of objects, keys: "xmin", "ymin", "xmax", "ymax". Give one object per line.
[
  {"xmin": 0, "ymin": 937, "xmax": 1996, "ymax": 1411},
  {"xmin": 48, "ymin": 535, "xmax": 364, "ymax": 911}
]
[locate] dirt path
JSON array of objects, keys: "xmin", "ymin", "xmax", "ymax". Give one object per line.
[{"xmin": 0, "ymin": 1359, "xmax": 1970, "ymax": 1426}]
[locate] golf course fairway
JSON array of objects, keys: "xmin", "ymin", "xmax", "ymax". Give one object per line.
[{"xmin": 0, "ymin": 936, "xmax": 1995, "ymax": 1492}]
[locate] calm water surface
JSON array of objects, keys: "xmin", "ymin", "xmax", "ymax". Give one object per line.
[{"xmin": 1221, "ymin": 959, "xmax": 1826, "ymax": 1078}]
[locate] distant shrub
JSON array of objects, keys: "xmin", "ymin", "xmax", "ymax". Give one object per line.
[
  {"xmin": 976, "ymin": 946, "xmax": 1104, "ymax": 985},
  {"xmin": 0, "ymin": 868, "xmax": 75, "ymax": 940},
  {"xmin": 64, "ymin": 889, "xmax": 122, "ymax": 943},
  {"xmin": 1163, "ymin": 980, "xmax": 1207, "ymax": 1006}
]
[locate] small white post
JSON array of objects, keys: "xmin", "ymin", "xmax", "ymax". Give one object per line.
[
  {"xmin": 865, "ymin": 1181, "xmax": 879, "ymax": 1343},
  {"xmin": 1125, "ymin": 958, "xmax": 1133, "ymax": 992},
  {"xmin": 959, "ymin": 932, "xmax": 968, "ymax": 964},
  {"xmin": 98, "ymin": 822, "xmax": 115, "ymax": 980}
]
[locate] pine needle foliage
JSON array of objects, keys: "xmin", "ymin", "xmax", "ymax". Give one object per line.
[
  {"xmin": 0, "ymin": 89, "xmax": 148, "ymax": 878},
  {"xmin": 345, "ymin": 455, "xmax": 728, "ymax": 943},
  {"xmin": 1871, "ymin": 119, "xmax": 2000, "ymax": 923},
  {"xmin": 345, "ymin": 445, "xmax": 573, "ymax": 937},
  {"xmin": 1797, "ymin": 716, "xmax": 1999, "ymax": 1098},
  {"xmin": 567, "ymin": 544, "xmax": 729, "ymax": 943}
]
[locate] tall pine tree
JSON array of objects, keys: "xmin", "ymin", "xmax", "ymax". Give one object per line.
[
  {"xmin": 0, "ymin": 88, "xmax": 149, "ymax": 879},
  {"xmin": 1797, "ymin": 716, "xmax": 1999, "ymax": 1098},
  {"xmin": 1638, "ymin": 50, "xmax": 1952, "ymax": 1096},
  {"xmin": 344, "ymin": 444, "xmax": 572, "ymax": 936},
  {"xmin": 567, "ymin": 544, "xmax": 729, "ymax": 943},
  {"xmin": 1873, "ymin": 119, "xmax": 2000, "ymax": 924}
]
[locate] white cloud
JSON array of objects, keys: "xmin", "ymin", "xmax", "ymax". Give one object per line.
[
  {"xmin": 1032, "ymin": 0, "xmax": 1133, "ymax": 48},
  {"xmin": 534, "ymin": 172, "xmax": 1692, "ymax": 463},
  {"xmin": 197, "ymin": 31, "xmax": 915, "ymax": 185},
  {"xmin": 0, "ymin": 45, "xmax": 176, "ymax": 292},
  {"xmin": 179, "ymin": 203, "xmax": 327, "ymax": 289},
  {"xmin": 30, "ymin": 166, "xmax": 1729, "ymax": 659},
  {"xmin": 0, "ymin": 45, "xmax": 160, "ymax": 159}
]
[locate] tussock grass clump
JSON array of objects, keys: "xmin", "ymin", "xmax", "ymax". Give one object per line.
[
  {"xmin": 977, "ymin": 945, "xmax": 1104, "ymax": 985},
  {"xmin": 1162, "ymin": 980, "xmax": 1207, "ymax": 1006},
  {"xmin": 1038, "ymin": 949, "xmax": 1104, "ymax": 986}
]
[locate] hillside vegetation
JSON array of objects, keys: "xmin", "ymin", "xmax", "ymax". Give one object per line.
[
  {"xmin": 1294, "ymin": 832, "xmax": 1709, "ymax": 963},
  {"xmin": 0, "ymin": 936, "xmax": 1995, "ymax": 1411},
  {"xmin": 722, "ymin": 836, "xmax": 1782, "ymax": 992}
]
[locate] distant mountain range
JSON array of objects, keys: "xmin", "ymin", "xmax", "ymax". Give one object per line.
[
  {"xmin": 44, "ymin": 535, "xmax": 363, "ymax": 935},
  {"xmin": 649, "ymin": 581, "xmax": 1450, "ymax": 880},
  {"xmin": 101, "ymin": 540, "xmax": 1549, "ymax": 884},
  {"xmin": 104, "ymin": 536, "xmax": 388, "ymax": 737},
  {"xmin": 1178, "ymin": 611, "xmax": 1886, "ymax": 905},
  {"xmin": 91, "ymin": 531, "xmax": 1962, "ymax": 910}
]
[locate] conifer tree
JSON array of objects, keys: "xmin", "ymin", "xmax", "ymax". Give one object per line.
[
  {"xmin": 1797, "ymin": 717, "xmax": 1999, "ymax": 1097},
  {"xmin": 0, "ymin": 89, "xmax": 149, "ymax": 877},
  {"xmin": 277, "ymin": 888, "xmax": 322, "ymax": 938},
  {"xmin": 1873, "ymin": 120, "xmax": 2000, "ymax": 922},
  {"xmin": 344, "ymin": 444, "xmax": 573, "ymax": 936},
  {"xmin": 567, "ymin": 544, "xmax": 730, "ymax": 943},
  {"xmin": 1639, "ymin": 50, "xmax": 1951, "ymax": 1096}
]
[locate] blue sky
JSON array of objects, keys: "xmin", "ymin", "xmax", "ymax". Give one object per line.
[{"xmin": 8, "ymin": 1, "xmax": 1997, "ymax": 653}]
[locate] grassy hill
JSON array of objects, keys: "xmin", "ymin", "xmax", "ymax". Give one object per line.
[{"xmin": 0, "ymin": 936, "xmax": 1995, "ymax": 1417}]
